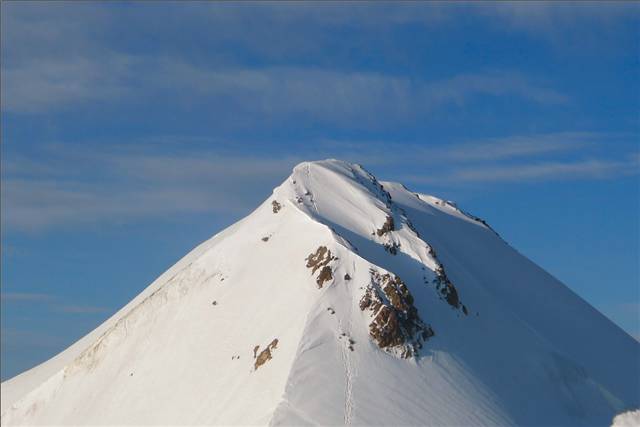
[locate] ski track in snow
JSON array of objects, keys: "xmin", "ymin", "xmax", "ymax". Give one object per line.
[{"xmin": 337, "ymin": 273, "xmax": 355, "ymax": 426}]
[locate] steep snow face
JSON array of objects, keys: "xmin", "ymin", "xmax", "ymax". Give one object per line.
[
  {"xmin": 1, "ymin": 159, "xmax": 638, "ymax": 426},
  {"xmin": 384, "ymin": 181, "xmax": 640, "ymax": 406}
]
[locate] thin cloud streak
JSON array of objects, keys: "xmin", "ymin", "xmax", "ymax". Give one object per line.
[
  {"xmin": 0, "ymin": 292, "xmax": 110, "ymax": 315},
  {"xmin": 3, "ymin": 1, "xmax": 635, "ymax": 115},
  {"xmin": 431, "ymin": 132, "xmax": 592, "ymax": 162},
  {"xmin": 54, "ymin": 305, "xmax": 110, "ymax": 314},
  {"xmin": 2, "ymin": 132, "xmax": 637, "ymax": 231},
  {"xmin": 405, "ymin": 157, "xmax": 640, "ymax": 184},
  {"xmin": 319, "ymin": 131, "xmax": 618, "ymax": 165},
  {"xmin": 1, "ymin": 328, "xmax": 67, "ymax": 349},
  {"xmin": 0, "ymin": 292, "xmax": 52, "ymax": 302},
  {"xmin": 1, "ymin": 55, "xmax": 131, "ymax": 113},
  {"xmin": 1, "ymin": 57, "xmax": 568, "ymax": 121},
  {"xmin": 1, "ymin": 153, "xmax": 304, "ymax": 231}
]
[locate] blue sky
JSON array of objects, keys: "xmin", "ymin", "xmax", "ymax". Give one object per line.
[{"xmin": 1, "ymin": 2, "xmax": 638, "ymax": 380}]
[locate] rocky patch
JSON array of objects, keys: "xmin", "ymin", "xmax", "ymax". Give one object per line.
[
  {"xmin": 427, "ymin": 245, "xmax": 466, "ymax": 314},
  {"xmin": 305, "ymin": 246, "xmax": 338, "ymax": 288},
  {"xmin": 383, "ymin": 242, "xmax": 400, "ymax": 255},
  {"xmin": 374, "ymin": 214, "xmax": 401, "ymax": 255},
  {"xmin": 317, "ymin": 266, "xmax": 333, "ymax": 287},
  {"xmin": 254, "ymin": 339, "xmax": 279, "ymax": 370},
  {"xmin": 434, "ymin": 265, "xmax": 460, "ymax": 308},
  {"xmin": 418, "ymin": 242, "xmax": 467, "ymax": 315},
  {"xmin": 359, "ymin": 270, "xmax": 434, "ymax": 358},
  {"xmin": 376, "ymin": 215, "xmax": 395, "ymax": 236},
  {"xmin": 272, "ymin": 200, "xmax": 282, "ymax": 213}
]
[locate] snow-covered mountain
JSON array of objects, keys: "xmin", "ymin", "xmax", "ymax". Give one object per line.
[{"xmin": 2, "ymin": 159, "xmax": 638, "ymax": 426}]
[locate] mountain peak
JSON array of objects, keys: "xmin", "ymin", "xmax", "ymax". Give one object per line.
[{"xmin": 2, "ymin": 159, "xmax": 638, "ymax": 426}]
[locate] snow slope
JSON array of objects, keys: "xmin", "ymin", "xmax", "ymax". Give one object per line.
[{"xmin": 2, "ymin": 159, "xmax": 638, "ymax": 426}]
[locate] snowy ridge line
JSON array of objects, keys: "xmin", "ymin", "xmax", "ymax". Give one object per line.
[
  {"xmin": 0, "ymin": 225, "xmax": 231, "ymax": 414},
  {"xmin": 2, "ymin": 262, "xmax": 224, "ymax": 420},
  {"xmin": 66, "ymin": 263, "xmax": 220, "ymax": 374},
  {"xmin": 403, "ymin": 185, "xmax": 499, "ymax": 236}
]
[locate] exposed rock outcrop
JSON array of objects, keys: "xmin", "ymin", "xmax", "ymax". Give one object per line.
[
  {"xmin": 359, "ymin": 270, "xmax": 434, "ymax": 358},
  {"xmin": 305, "ymin": 246, "xmax": 337, "ymax": 288},
  {"xmin": 434, "ymin": 265, "xmax": 460, "ymax": 308},
  {"xmin": 383, "ymin": 242, "xmax": 400, "ymax": 255},
  {"xmin": 317, "ymin": 266, "xmax": 333, "ymax": 287},
  {"xmin": 254, "ymin": 339, "xmax": 279, "ymax": 370},
  {"xmin": 376, "ymin": 215, "xmax": 395, "ymax": 236}
]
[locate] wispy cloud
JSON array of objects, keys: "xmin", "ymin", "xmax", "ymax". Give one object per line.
[
  {"xmin": 2, "ymin": 2, "xmax": 575, "ymax": 118},
  {"xmin": 1, "ymin": 150, "xmax": 303, "ymax": 231},
  {"xmin": 0, "ymin": 292, "xmax": 52, "ymax": 302},
  {"xmin": 319, "ymin": 131, "xmax": 628, "ymax": 165},
  {"xmin": 426, "ymin": 132, "xmax": 592, "ymax": 162},
  {"xmin": 2, "ymin": 132, "xmax": 636, "ymax": 231},
  {"xmin": 53, "ymin": 305, "xmax": 110, "ymax": 314},
  {"xmin": 475, "ymin": 2, "xmax": 639, "ymax": 39},
  {"xmin": 319, "ymin": 132, "xmax": 638, "ymax": 185},
  {"xmin": 1, "ymin": 327, "xmax": 66, "ymax": 349},
  {"xmin": 3, "ymin": 1, "xmax": 634, "ymax": 115},
  {"xmin": 1, "ymin": 54, "xmax": 568, "ymax": 122},
  {"xmin": 404, "ymin": 156, "xmax": 640, "ymax": 184},
  {"xmin": 5, "ymin": 2, "xmax": 632, "ymax": 62},
  {"xmin": 1, "ymin": 55, "xmax": 132, "ymax": 113},
  {"xmin": 453, "ymin": 158, "xmax": 638, "ymax": 183},
  {"xmin": 0, "ymin": 291, "xmax": 110, "ymax": 315}
]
